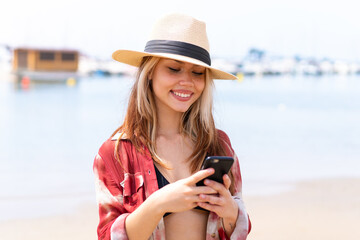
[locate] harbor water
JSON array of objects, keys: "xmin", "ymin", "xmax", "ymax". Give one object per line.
[{"xmin": 0, "ymin": 74, "xmax": 359, "ymax": 221}]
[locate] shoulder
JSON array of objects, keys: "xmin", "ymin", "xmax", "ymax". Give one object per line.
[
  {"xmin": 216, "ymin": 129, "xmax": 234, "ymax": 156},
  {"xmin": 95, "ymin": 133, "xmax": 134, "ymax": 181},
  {"xmin": 96, "ymin": 133, "xmax": 135, "ymax": 172},
  {"xmin": 216, "ymin": 129, "xmax": 231, "ymax": 145},
  {"xmin": 98, "ymin": 132, "xmax": 130, "ymax": 155}
]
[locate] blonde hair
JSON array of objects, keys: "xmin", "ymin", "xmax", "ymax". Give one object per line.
[{"xmin": 112, "ymin": 56, "xmax": 234, "ymax": 192}]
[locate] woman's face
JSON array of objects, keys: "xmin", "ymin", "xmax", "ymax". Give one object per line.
[{"xmin": 151, "ymin": 58, "xmax": 206, "ymax": 114}]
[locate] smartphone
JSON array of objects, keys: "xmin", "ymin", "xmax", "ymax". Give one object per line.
[{"xmin": 196, "ymin": 156, "xmax": 234, "ymax": 186}]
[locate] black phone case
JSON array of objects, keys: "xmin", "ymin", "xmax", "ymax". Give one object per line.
[
  {"xmin": 196, "ymin": 156, "xmax": 234, "ymax": 186},
  {"xmin": 194, "ymin": 156, "xmax": 234, "ymax": 212}
]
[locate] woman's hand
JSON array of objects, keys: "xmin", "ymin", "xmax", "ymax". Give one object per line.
[
  {"xmin": 197, "ymin": 174, "xmax": 239, "ymax": 236},
  {"xmin": 151, "ymin": 168, "xmax": 218, "ymax": 214}
]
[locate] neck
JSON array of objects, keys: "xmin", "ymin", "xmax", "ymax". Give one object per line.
[{"xmin": 156, "ymin": 107, "xmax": 183, "ymax": 138}]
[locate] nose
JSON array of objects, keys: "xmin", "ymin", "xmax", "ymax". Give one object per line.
[{"xmin": 179, "ymin": 71, "xmax": 194, "ymax": 86}]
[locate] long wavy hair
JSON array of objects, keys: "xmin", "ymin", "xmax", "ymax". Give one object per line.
[{"xmin": 112, "ymin": 56, "xmax": 235, "ymax": 193}]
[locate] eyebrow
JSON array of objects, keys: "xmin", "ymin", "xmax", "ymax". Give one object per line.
[
  {"xmin": 171, "ymin": 59, "xmax": 203, "ymax": 68},
  {"xmin": 172, "ymin": 60, "xmax": 184, "ymax": 64}
]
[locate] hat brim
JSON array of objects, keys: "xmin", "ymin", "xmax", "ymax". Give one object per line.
[{"xmin": 112, "ymin": 50, "xmax": 237, "ymax": 80}]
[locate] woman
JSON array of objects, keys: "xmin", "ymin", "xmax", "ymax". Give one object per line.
[{"xmin": 93, "ymin": 13, "xmax": 251, "ymax": 240}]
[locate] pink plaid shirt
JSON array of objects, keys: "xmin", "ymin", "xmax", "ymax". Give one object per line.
[{"xmin": 93, "ymin": 130, "xmax": 251, "ymax": 240}]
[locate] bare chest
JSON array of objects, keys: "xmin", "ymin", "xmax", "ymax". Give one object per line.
[
  {"xmin": 163, "ymin": 210, "xmax": 209, "ymax": 240},
  {"xmin": 155, "ymin": 135, "xmax": 195, "ymax": 182}
]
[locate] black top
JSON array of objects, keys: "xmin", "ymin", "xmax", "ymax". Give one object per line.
[
  {"xmin": 154, "ymin": 164, "xmax": 172, "ymax": 217},
  {"xmin": 154, "ymin": 164, "xmax": 208, "ymax": 216},
  {"xmin": 154, "ymin": 164, "xmax": 170, "ymax": 188}
]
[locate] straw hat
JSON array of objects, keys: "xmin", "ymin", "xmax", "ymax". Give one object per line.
[{"xmin": 112, "ymin": 13, "xmax": 237, "ymax": 80}]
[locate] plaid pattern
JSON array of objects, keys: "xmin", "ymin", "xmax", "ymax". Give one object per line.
[{"xmin": 93, "ymin": 130, "xmax": 250, "ymax": 240}]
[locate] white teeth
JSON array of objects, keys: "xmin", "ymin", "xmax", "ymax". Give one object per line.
[{"xmin": 173, "ymin": 91, "xmax": 191, "ymax": 98}]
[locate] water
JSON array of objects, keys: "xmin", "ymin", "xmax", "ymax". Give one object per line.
[
  {"xmin": 0, "ymin": 74, "xmax": 359, "ymax": 221},
  {"xmin": 213, "ymin": 75, "xmax": 360, "ymax": 194}
]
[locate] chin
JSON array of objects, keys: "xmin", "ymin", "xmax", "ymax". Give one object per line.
[
  {"xmin": 175, "ymin": 108, "xmax": 190, "ymax": 113},
  {"xmin": 172, "ymin": 105, "xmax": 191, "ymax": 113}
]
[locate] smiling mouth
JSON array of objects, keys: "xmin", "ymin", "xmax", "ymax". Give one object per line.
[{"xmin": 171, "ymin": 91, "xmax": 192, "ymax": 98}]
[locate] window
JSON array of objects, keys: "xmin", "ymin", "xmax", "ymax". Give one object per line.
[
  {"xmin": 61, "ymin": 53, "xmax": 76, "ymax": 61},
  {"xmin": 39, "ymin": 52, "xmax": 55, "ymax": 61}
]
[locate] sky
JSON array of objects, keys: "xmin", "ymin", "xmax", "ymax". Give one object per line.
[{"xmin": 1, "ymin": 0, "xmax": 359, "ymax": 61}]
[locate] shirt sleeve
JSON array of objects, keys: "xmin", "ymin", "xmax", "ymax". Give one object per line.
[
  {"xmin": 93, "ymin": 153, "xmax": 130, "ymax": 240},
  {"xmin": 217, "ymin": 130, "xmax": 251, "ymax": 239},
  {"xmin": 229, "ymin": 153, "xmax": 251, "ymax": 239},
  {"xmin": 205, "ymin": 152, "xmax": 251, "ymax": 240}
]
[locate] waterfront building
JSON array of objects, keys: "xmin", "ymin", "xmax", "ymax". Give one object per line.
[{"xmin": 12, "ymin": 48, "xmax": 79, "ymax": 82}]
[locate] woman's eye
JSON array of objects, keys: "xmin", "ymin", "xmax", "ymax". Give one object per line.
[
  {"xmin": 168, "ymin": 67, "xmax": 180, "ymax": 72},
  {"xmin": 193, "ymin": 71, "xmax": 204, "ymax": 76}
]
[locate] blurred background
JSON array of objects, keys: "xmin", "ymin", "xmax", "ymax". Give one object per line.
[{"xmin": 0, "ymin": 0, "xmax": 359, "ymax": 239}]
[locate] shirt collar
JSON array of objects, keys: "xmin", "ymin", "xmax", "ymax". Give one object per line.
[{"xmin": 111, "ymin": 132, "xmax": 128, "ymax": 141}]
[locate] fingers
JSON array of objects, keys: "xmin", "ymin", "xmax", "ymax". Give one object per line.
[
  {"xmin": 185, "ymin": 168, "xmax": 215, "ymax": 185},
  {"xmin": 197, "ymin": 201, "xmax": 221, "ymax": 212},
  {"xmin": 204, "ymin": 176, "xmax": 231, "ymax": 196},
  {"xmin": 195, "ymin": 175, "xmax": 232, "ymax": 212},
  {"xmin": 223, "ymin": 174, "xmax": 231, "ymax": 190},
  {"xmin": 193, "ymin": 186, "xmax": 218, "ymax": 195},
  {"xmin": 199, "ymin": 193, "xmax": 223, "ymax": 205}
]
